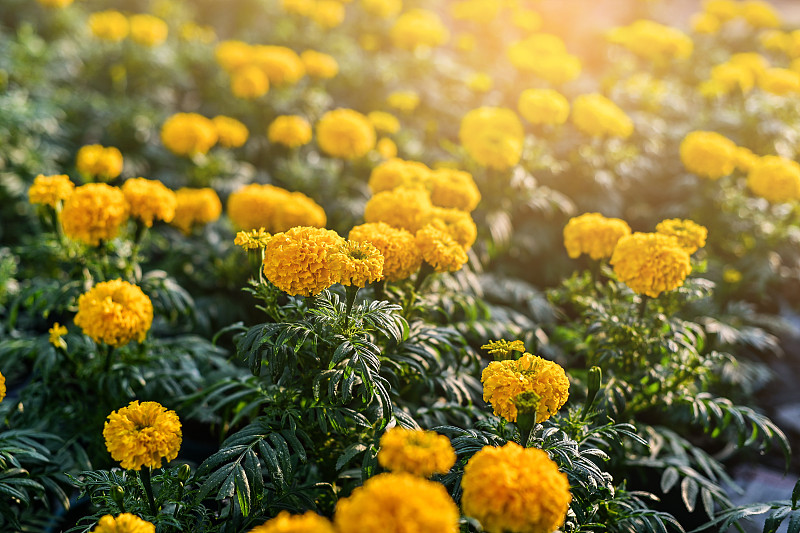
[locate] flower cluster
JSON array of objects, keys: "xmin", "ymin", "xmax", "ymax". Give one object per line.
[
  {"xmin": 377, "ymin": 428, "xmax": 456, "ymax": 477},
  {"xmin": 74, "ymin": 280, "xmax": 154, "ymax": 347},
  {"xmin": 215, "ymin": 41, "xmax": 307, "ymax": 98},
  {"xmin": 563, "ymin": 213, "xmax": 632, "ymax": 260},
  {"xmin": 76, "ymin": 145, "xmax": 124, "ymax": 181},
  {"xmin": 103, "ymin": 401, "xmax": 182, "ymax": 470},
  {"xmin": 227, "ymin": 184, "xmax": 326, "ymax": 232},
  {"xmin": 89, "ymin": 11, "xmax": 168, "ymax": 46}
]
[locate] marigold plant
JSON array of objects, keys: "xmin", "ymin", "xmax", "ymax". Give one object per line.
[
  {"xmin": 103, "ymin": 401, "xmax": 182, "ymax": 470},
  {"xmin": 74, "ymin": 280, "xmax": 153, "ymax": 347},
  {"xmin": 377, "ymin": 428, "xmax": 456, "ymax": 477}
]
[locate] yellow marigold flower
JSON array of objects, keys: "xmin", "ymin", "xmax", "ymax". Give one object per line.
[
  {"xmin": 376, "ymin": 138, "xmax": 397, "ymax": 159},
  {"xmin": 179, "ymin": 22, "xmax": 216, "ymax": 43},
  {"xmin": 252, "ymin": 45, "xmax": 305, "ymax": 85},
  {"xmin": 607, "ymin": 20, "xmax": 693, "ymax": 63},
  {"xmin": 215, "ymin": 40, "xmax": 253, "ymax": 73},
  {"xmin": 481, "ymin": 339, "xmax": 526, "ymax": 360},
  {"xmin": 301, "ymin": 50, "xmax": 339, "ymax": 79},
  {"xmin": 161, "ymin": 113, "xmax": 218, "ymax": 157},
  {"xmin": 360, "ymin": 0, "xmax": 402, "ymax": 19},
  {"xmin": 92, "ymin": 513, "xmax": 155, "ymax": 533},
  {"xmin": 349, "ymin": 222, "xmax": 422, "ymax": 281},
  {"xmin": 364, "ymin": 187, "xmax": 432, "ymax": 231},
  {"xmin": 691, "ymin": 12, "xmax": 721, "ymax": 34},
  {"xmin": 334, "ymin": 472, "xmax": 458, "ymax": 533},
  {"xmin": 723, "ymin": 267, "xmax": 742, "ymax": 284},
  {"xmin": 104, "ymin": 401, "xmax": 181, "ymax": 471},
  {"xmin": 75, "ymin": 280, "xmax": 153, "ymax": 347},
  {"xmin": 0, "ymin": 371, "xmax": 5, "ymax": 403},
  {"xmin": 230, "ymin": 65, "xmax": 270, "ymax": 99},
  {"xmin": 730, "ymin": 52, "xmax": 770, "ymax": 76},
  {"xmin": 76, "ymin": 144, "xmax": 124, "ymax": 181},
  {"xmin": 390, "ymin": 9, "xmax": 449, "ymax": 50},
  {"xmin": 735, "ymin": 146, "xmax": 759, "ymax": 172},
  {"xmin": 415, "ymin": 224, "xmax": 468, "ymax": 273},
  {"xmin": 329, "ymin": 240, "xmax": 384, "ymax": 287},
  {"xmin": 710, "ymin": 62, "xmax": 755, "ymax": 94},
  {"xmin": 507, "ymin": 35, "xmax": 581, "ymax": 84},
  {"xmin": 747, "ymin": 155, "xmax": 800, "ymax": 203},
  {"xmin": 481, "ymin": 352, "xmax": 569, "ymax": 423},
  {"xmin": 656, "ymin": 219, "xmax": 708, "ymax": 254},
  {"xmin": 281, "ymin": 0, "xmax": 316, "ymax": 16},
  {"xmin": 228, "ymin": 184, "xmax": 326, "ymax": 232},
  {"xmin": 170, "ymin": 188, "xmax": 222, "ymax": 234},
  {"xmin": 758, "ymin": 68, "xmax": 800, "ymax": 95},
  {"xmin": 703, "ymin": 0, "xmax": 740, "ymax": 21},
  {"xmin": 420, "ymin": 208, "xmax": 477, "ymax": 250},
  {"xmin": 29, "ymin": 174, "xmax": 75, "ymax": 208},
  {"xmin": 368, "ymin": 158, "xmax": 431, "ymax": 194},
  {"xmin": 387, "ymin": 90, "xmax": 420, "ymax": 112},
  {"xmin": 316, "ymin": 109, "xmax": 376, "ymax": 160},
  {"xmin": 262, "ymin": 227, "xmax": 345, "ymax": 296},
  {"xmin": 610, "ymin": 232, "xmax": 692, "ymax": 298},
  {"xmin": 518, "ymin": 88, "xmax": 570, "ymax": 126},
  {"xmin": 461, "ymin": 442, "xmax": 571, "ymax": 533},
  {"xmin": 741, "ymin": 0, "xmax": 780, "ymax": 28},
  {"xmin": 121, "ymin": 178, "xmax": 176, "ymax": 228},
  {"xmin": 212, "ymin": 116, "xmax": 249, "ymax": 148},
  {"xmin": 61, "ymin": 184, "xmax": 129, "ymax": 246},
  {"xmin": 367, "ymin": 111, "xmax": 400, "ymax": 135},
  {"xmin": 571, "ymin": 93, "xmax": 633, "ymax": 139},
  {"xmin": 467, "ymin": 72, "xmax": 493, "ymax": 93},
  {"xmin": 378, "ymin": 428, "xmax": 455, "ymax": 477},
  {"xmin": 36, "ymin": 0, "xmax": 74, "ymax": 7},
  {"xmin": 249, "ymin": 511, "xmax": 335, "ymax": 533},
  {"xmin": 268, "ymin": 115, "xmax": 313, "ymax": 148},
  {"xmin": 311, "ymin": 0, "xmax": 345, "ymax": 29},
  {"xmin": 428, "ymin": 168, "xmax": 480, "ymax": 212},
  {"xmin": 89, "ymin": 11, "xmax": 129, "ymax": 42},
  {"xmin": 680, "ymin": 131, "xmax": 738, "ymax": 180},
  {"xmin": 459, "ymin": 107, "xmax": 525, "ymax": 170},
  {"xmin": 563, "ymin": 213, "xmax": 631, "ymax": 260},
  {"xmin": 128, "ymin": 14, "xmax": 168, "ymax": 47},
  {"xmin": 49, "ymin": 322, "xmax": 68, "ymax": 350},
  {"xmin": 234, "ymin": 228, "xmax": 272, "ymax": 251},
  {"xmin": 761, "ymin": 30, "xmax": 790, "ymax": 52}
]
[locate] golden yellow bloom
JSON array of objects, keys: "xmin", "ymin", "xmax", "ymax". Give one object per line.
[
  {"xmin": 329, "ymin": 240, "xmax": 384, "ymax": 287},
  {"xmin": 234, "ymin": 228, "xmax": 272, "ymax": 251},
  {"xmin": 29, "ymin": 174, "xmax": 75, "ymax": 208},
  {"xmin": 349, "ymin": 222, "xmax": 422, "ymax": 281},
  {"xmin": 227, "ymin": 184, "xmax": 326, "ymax": 232},
  {"xmin": 230, "ymin": 65, "xmax": 270, "ymax": 99},
  {"xmin": 730, "ymin": 52, "xmax": 770, "ymax": 76},
  {"xmin": 36, "ymin": 0, "xmax": 74, "ymax": 7},
  {"xmin": 376, "ymin": 138, "xmax": 398, "ymax": 159},
  {"xmin": 461, "ymin": 442, "xmax": 571, "ymax": 533},
  {"xmin": 451, "ymin": 0, "xmax": 500, "ymax": 24},
  {"xmin": 415, "ymin": 224, "xmax": 468, "ymax": 273},
  {"xmin": 76, "ymin": 144, "xmax": 124, "ymax": 181},
  {"xmin": 420, "ymin": 208, "xmax": 477, "ymax": 250},
  {"xmin": 741, "ymin": 0, "xmax": 780, "ymax": 28},
  {"xmin": 761, "ymin": 30, "xmax": 791, "ymax": 52},
  {"xmin": 316, "ymin": 109, "xmax": 376, "ymax": 160},
  {"xmin": 481, "ymin": 352, "xmax": 569, "ymax": 423},
  {"xmin": 656, "ymin": 219, "xmax": 708, "ymax": 254},
  {"xmin": 212, "ymin": 116, "xmax": 249, "ymax": 148},
  {"xmin": 49, "ymin": 323, "xmax": 68, "ymax": 350},
  {"xmin": 311, "ymin": 0, "xmax": 346, "ymax": 29},
  {"xmin": 367, "ymin": 111, "xmax": 400, "ymax": 134},
  {"xmin": 481, "ymin": 339, "xmax": 525, "ymax": 360},
  {"xmin": 428, "ymin": 168, "xmax": 480, "ymax": 212},
  {"xmin": 691, "ymin": 12, "xmax": 721, "ymax": 34},
  {"xmin": 252, "ymin": 45, "xmax": 305, "ymax": 85},
  {"xmin": 563, "ymin": 213, "xmax": 631, "ymax": 260},
  {"xmin": 610, "ymin": 233, "xmax": 692, "ymax": 298},
  {"xmin": 368, "ymin": 158, "xmax": 431, "ymax": 194},
  {"xmin": 161, "ymin": 113, "xmax": 218, "ymax": 156},
  {"xmin": 92, "ymin": 513, "xmax": 155, "ymax": 533},
  {"xmin": 390, "ymin": 9, "xmax": 449, "ymax": 50},
  {"xmin": 571, "ymin": 93, "xmax": 633, "ymax": 139},
  {"xmin": 723, "ymin": 267, "xmax": 742, "ymax": 284},
  {"xmin": 735, "ymin": 146, "xmax": 759, "ymax": 172},
  {"xmin": 378, "ymin": 428, "xmax": 455, "ymax": 477},
  {"xmin": 680, "ymin": 131, "xmax": 738, "ymax": 180},
  {"xmin": 281, "ymin": 0, "xmax": 316, "ymax": 16},
  {"xmin": 104, "ymin": 401, "xmax": 181, "ymax": 471},
  {"xmin": 606, "ymin": 20, "xmax": 693, "ymax": 63},
  {"xmin": 360, "ymin": 0, "xmax": 402, "ymax": 19},
  {"xmin": 703, "ymin": 0, "xmax": 740, "ymax": 21},
  {"xmin": 268, "ymin": 116, "xmax": 313, "ymax": 148},
  {"xmin": 61, "ymin": 184, "xmax": 129, "ymax": 246},
  {"xmin": 387, "ymin": 90, "xmax": 420, "ymax": 112},
  {"xmin": 89, "ymin": 11, "xmax": 129, "ymax": 42},
  {"xmin": 170, "ymin": 188, "xmax": 222, "ymax": 234},
  {"xmin": 364, "ymin": 187, "xmax": 432, "ymax": 231},
  {"xmin": 758, "ymin": 68, "xmax": 800, "ymax": 95},
  {"xmin": 459, "ymin": 107, "xmax": 525, "ymax": 170},
  {"xmin": 179, "ymin": 22, "xmax": 216, "ymax": 43},
  {"xmin": 128, "ymin": 14, "xmax": 168, "ymax": 47},
  {"xmin": 0, "ymin": 371, "xmax": 5, "ymax": 404},
  {"xmin": 467, "ymin": 72, "xmax": 493, "ymax": 93},
  {"xmin": 75, "ymin": 280, "xmax": 153, "ymax": 347},
  {"xmin": 262, "ymin": 227, "xmax": 345, "ymax": 296},
  {"xmin": 710, "ymin": 62, "xmax": 755, "ymax": 95},
  {"xmin": 507, "ymin": 34, "xmax": 581, "ymax": 84},
  {"xmin": 517, "ymin": 88, "xmax": 570, "ymax": 126},
  {"xmin": 747, "ymin": 155, "xmax": 800, "ymax": 203},
  {"xmin": 215, "ymin": 40, "xmax": 254, "ymax": 73},
  {"xmin": 121, "ymin": 178, "xmax": 176, "ymax": 228},
  {"xmin": 334, "ymin": 473, "xmax": 458, "ymax": 533},
  {"xmin": 249, "ymin": 511, "xmax": 335, "ymax": 533},
  {"xmin": 301, "ymin": 50, "xmax": 339, "ymax": 79}
]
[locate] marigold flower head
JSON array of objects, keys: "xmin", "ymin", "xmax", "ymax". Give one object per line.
[
  {"xmin": 327, "ymin": 240, "xmax": 384, "ymax": 288},
  {"xmin": 691, "ymin": 12, "xmax": 721, "ymax": 34},
  {"xmin": 92, "ymin": 513, "xmax": 155, "ymax": 533},
  {"xmin": 129, "ymin": 14, "xmax": 168, "ymax": 47},
  {"xmin": 415, "ymin": 224, "xmax": 468, "ymax": 273},
  {"xmin": 459, "ymin": 107, "xmax": 524, "ymax": 170},
  {"xmin": 179, "ymin": 22, "xmax": 216, "ymax": 43},
  {"xmin": 227, "ymin": 184, "xmax": 326, "ymax": 232},
  {"xmin": 212, "ymin": 116, "xmax": 249, "ymax": 148},
  {"xmin": 249, "ymin": 511, "xmax": 335, "ymax": 533},
  {"xmin": 420, "ymin": 208, "xmax": 477, "ymax": 250},
  {"xmin": 606, "ymin": 20, "xmax": 693, "ymax": 63},
  {"xmin": 360, "ymin": 0, "xmax": 402, "ymax": 19},
  {"xmin": 367, "ymin": 111, "xmax": 400, "ymax": 135},
  {"xmin": 215, "ymin": 40, "xmax": 253, "ymax": 72},
  {"xmin": 704, "ymin": 0, "xmax": 740, "ymax": 21},
  {"xmin": 75, "ymin": 280, "xmax": 153, "ymax": 347},
  {"xmin": 230, "ymin": 65, "xmax": 270, "ymax": 99},
  {"xmin": 235, "ymin": 228, "xmax": 272, "ymax": 251},
  {"xmin": 735, "ymin": 146, "xmax": 759, "ymax": 173},
  {"xmin": 252, "ymin": 45, "xmax": 305, "ymax": 85},
  {"xmin": 122, "ymin": 178, "xmax": 176, "ymax": 228},
  {"xmin": 262, "ymin": 227, "xmax": 345, "ymax": 296},
  {"xmin": 747, "ymin": 155, "xmax": 800, "ymax": 203},
  {"xmin": 76, "ymin": 144, "xmax": 124, "ymax": 181},
  {"xmin": 656, "ymin": 219, "xmax": 708, "ymax": 254},
  {"xmin": 741, "ymin": 0, "xmax": 781, "ymax": 28},
  {"xmin": 316, "ymin": 109, "xmax": 376, "ymax": 160},
  {"xmin": 268, "ymin": 116, "xmax": 313, "ymax": 148},
  {"xmin": 481, "ymin": 352, "xmax": 569, "ymax": 423},
  {"xmin": 571, "ymin": 93, "xmax": 633, "ymax": 139},
  {"xmin": 610, "ymin": 232, "xmax": 692, "ymax": 298},
  {"xmin": 311, "ymin": 0, "xmax": 346, "ymax": 29},
  {"xmin": 368, "ymin": 158, "xmax": 431, "ymax": 194},
  {"xmin": 29, "ymin": 174, "xmax": 75, "ymax": 208},
  {"xmin": 563, "ymin": 213, "xmax": 631, "ymax": 260},
  {"xmin": 364, "ymin": 187, "xmax": 432, "ymax": 232},
  {"xmin": 507, "ymin": 35, "xmax": 581, "ymax": 84},
  {"xmin": 481, "ymin": 339, "xmax": 526, "ymax": 360},
  {"xmin": 104, "ymin": 401, "xmax": 181, "ymax": 471},
  {"xmin": 0, "ymin": 371, "xmax": 5, "ymax": 404},
  {"xmin": 301, "ymin": 50, "xmax": 339, "ymax": 79},
  {"xmin": 390, "ymin": 9, "xmax": 449, "ymax": 50},
  {"xmin": 518, "ymin": 88, "xmax": 570, "ymax": 126},
  {"xmin": 349, "ymin": 222, "xmax": 422, "ymax": 281},
  {"xmin": 428, "ymin": 168, "xmax": 480, "ymax": 212},
  {"xmin": 761, "ymin": 30, "xmax": 790, "ymax": 52},
  {"xmin": 89, "ymin": 10, "xmax": 129, "ymax": 42},
  {"xmin": 758, "ymin": 68, "xmax": 800, "ymax": 95},
  {"xmin": 334, "ymin": 472, "xmax": 458, "ymax": 533},
  {"xmin": 161, "ymin": 113, "xmax": 218, "ymax": 157},
  {"xmin": 680, "ymin": 131, "xmax": 738, "ymax": 180},
  {"xmin": 387, "ymin": 91, "xmax": 420, "ymax": 113},
  {"xmin": 710, "ymin": 62, "xmax": 755, "ymax": 95},
  {"xmin": 49, "ymin": 322, "xmax": 68, "ymax": 350},
  {"xmin": 378, "ymin": 428, "xmax": 455, "ymax": 477},
  {"xmin": 170, "ymin": 188, "xmax": 222, "ymax": 234},
  {"xmin": 61, "ymin": 183, "xmax": 129, "ymax": 245},
  {"xmin": 376, "ymin": 138, "xmax": 397, "ymax": 159},
  {"xmin": 461, "ymin": 442, "xmax": 571, "ymax": 533}
]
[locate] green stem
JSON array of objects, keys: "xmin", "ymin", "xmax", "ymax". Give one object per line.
[
  {"xmin": 127, "ymin": 221, "xmax": 148, "ymax": 281},
  {"xmin": 343, "ymin": 285, "xmax": 359, "ymax": 332},
  {"xmin": 637, "ymin": 295, "xmax": 650, "ymax": 321},
  {"xmin": 104, "ymin": 345, "xmax": 115, "ymax": 373},
  {"xmin": 140, "ymin": 467, "xmax": 158, "ymax": 517},
  {"xmin": 414, "ymin": 263, "xmax": 435, "ymax": 293}
]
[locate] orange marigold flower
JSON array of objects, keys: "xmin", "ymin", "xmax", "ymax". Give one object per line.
[
  {"xmin": 378, "ymin": 428, "xmax": 456, "ymax": 477},
  {"xmin": 103, "ymin": 401, "xmax": 181, "ymax": 470},
  {"xmin": 74, "ymin": 280, "xmax": 153, "ymax": 347}
]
